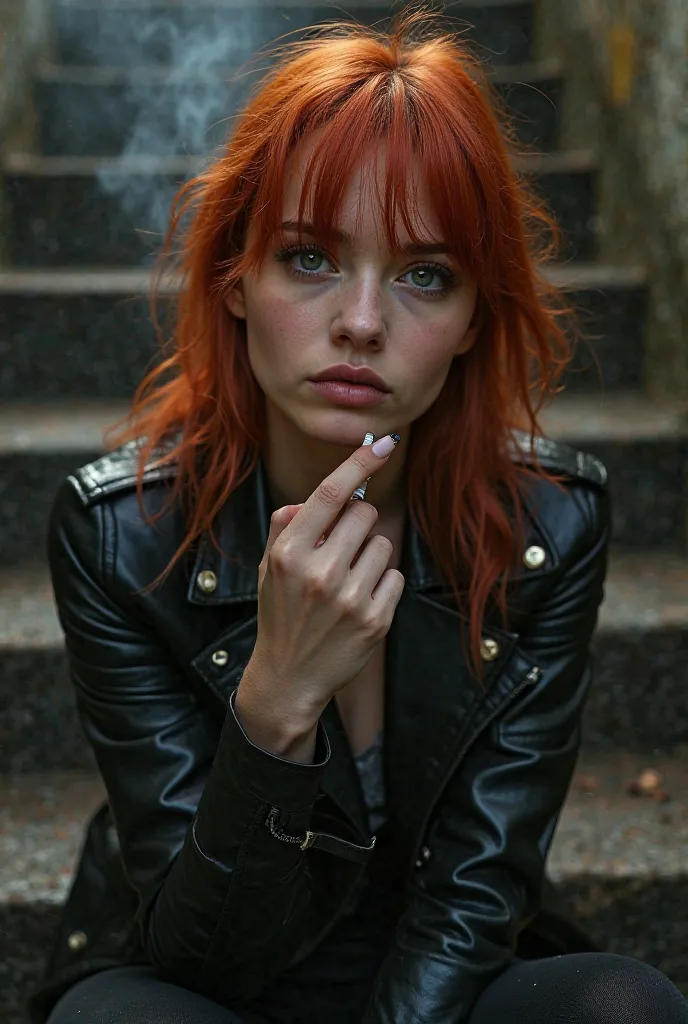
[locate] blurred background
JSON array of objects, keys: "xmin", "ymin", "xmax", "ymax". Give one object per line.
[{"xmin": 0, "ymin": 1, "xmax": 687, "ymax": 1021}]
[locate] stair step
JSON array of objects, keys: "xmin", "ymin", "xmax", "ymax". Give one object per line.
[
  {"xmin": 33, "ymin": 58, "xmax": 564, "ymax": 158},
  {"xmin": 2, "ymin": 150, "xmax": 597, "ymax": 266},
  {"xmin": 2, "ymin": 549, "xmax": 687, "ymax": 647},
  {"xmin": 52, "ymin": 0, "xmax": 535, "ymax": 71},
  {"xmin": 1, "ymin": 753, "xmax": 687, "ymax": 899},
  {"xmin": 3, "ymin": 148, "xmax": 596, "ymax": 177},
  {"xmin": 1, "ymin": 546, "xmax": 687, "ymax": 769},
  {"xmin": 540, "ymin": 394, "xmax": 688, "ymax": 552},
  {"xmin": 2, "ymin": 751, "xmax": 687, "ymax": 1024},
  {"xmin": 37, "ymin": 56, "xmax": 563, "ymax": 87},
  {"xmin": 539, "ymin": 392, "xmax": 688, "ymax": 442},
  {"xmin": 3, "ymin": 393, "xmax": 683, "ymax": 453},
  {"xmin": 0, "ymin": 393, "xmax": 684, "ymax": 560},
  {"xmin": 0, "ymin": 262, "xmax": 648, "ymax": 402},
  {"xmin": 0, "ymin": 261, "xmax": 646, "ymax": 294}
]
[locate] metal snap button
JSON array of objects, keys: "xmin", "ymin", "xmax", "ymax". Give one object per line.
[
  {"xmin": 415, "ymin": 845, "xmax": 432, "ymax": 868},
  {"xmin": 523, "ymin": 545, "xmax": 546, "ymax": 570},
  {"xmin": 67, "ymin": 931, "xmax": 88, "ymax": 952},
  {"xmin": 212, "ymin": 649, "xmax": 229, "ymax": 667},
  {"xmin": 480, "ymin": 637, "xmax": 500, "ymax": 662},
  {"xmin": 196, "ymin": 570, "xmax": 218, "ymax": 593}
]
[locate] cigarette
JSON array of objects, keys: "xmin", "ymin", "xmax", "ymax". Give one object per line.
[{"xmin": 350, "ymin": 432, "xmax": 376, "ymax": 501}]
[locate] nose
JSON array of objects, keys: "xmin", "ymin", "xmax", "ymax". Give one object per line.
[{"xmin": 330, "ymin": 274, "xmax": 387, "ymax": 347}]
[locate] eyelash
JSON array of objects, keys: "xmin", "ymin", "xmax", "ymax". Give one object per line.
[{"xmin": 274, "ymin": 243, "xmax": 457, "ymax": 298}]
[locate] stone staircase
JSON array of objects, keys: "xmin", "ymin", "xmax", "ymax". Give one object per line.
[{"xmin": 1, "ymin": 2, "xmax": 687, "ymax": 1021}]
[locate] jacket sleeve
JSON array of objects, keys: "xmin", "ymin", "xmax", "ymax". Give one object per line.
[
  {"xmin": 362, "ymin": 481, "xmax": 611, "ymax": 1024},
  {"xmin": 47, "ymin": 477, "xmax": 334, "ymax": 1005}
]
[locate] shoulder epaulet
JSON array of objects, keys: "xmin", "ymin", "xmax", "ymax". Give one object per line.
[
  {"xmin": 507, "ymin": 430, "xmax": 608, "ymax": 488},
  {"xmin": 68, "ymin": 435, "xmax": 180, "ymax": 507}
]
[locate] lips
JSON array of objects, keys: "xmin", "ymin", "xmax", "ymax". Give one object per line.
[{"xmin": 310, "ymin": 363, "xmax": 391, "ymax": 392}]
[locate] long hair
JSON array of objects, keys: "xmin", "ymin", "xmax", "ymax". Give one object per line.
[{"xmin": 104, "ymin": 4, "xmax": 575, "ymax": 679}]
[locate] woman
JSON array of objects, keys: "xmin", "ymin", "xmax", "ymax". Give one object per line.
[{"xmin": 33, "ymin": 7, "xmax": 688, "ymax": 1024}]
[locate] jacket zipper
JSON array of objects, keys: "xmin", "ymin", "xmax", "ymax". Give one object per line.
[{"xmin": 406, "ymin": 665, "xmax": 543, "ymax": 880}]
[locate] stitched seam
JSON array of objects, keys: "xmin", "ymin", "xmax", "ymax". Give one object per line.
[{"xmin": 99, "ymin": 503, "xmax": 113, "ymax": 589}]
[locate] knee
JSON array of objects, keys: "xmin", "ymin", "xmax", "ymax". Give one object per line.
[{"xmin": 571, "ymin": 953, "xmax": 688, "ymax": 1023}]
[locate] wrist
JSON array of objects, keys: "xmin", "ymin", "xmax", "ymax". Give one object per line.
[{"xmin": 234, "ymin": 673, "xmax": 322, "ymax": 763}]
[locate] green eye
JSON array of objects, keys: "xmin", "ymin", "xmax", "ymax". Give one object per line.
[
  {"xmin": 409, "ymin": 268, "xmax": 436, "ymax": 288},
  {"xmin": 297, "ymin": 251, "xmax": 325, "ymax": 272}
]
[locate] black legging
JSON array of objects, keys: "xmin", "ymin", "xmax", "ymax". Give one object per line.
[{"xmin": 46, "ymin": 953, "xmax": 688, "ymax": 1024}]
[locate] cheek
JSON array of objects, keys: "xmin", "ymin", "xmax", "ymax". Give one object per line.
[
  {"xmin": 404, "ymin": 327, "xmax": 458, "ymax": 380},
  {"xmin": 245, "ymin": 289, "xmax": 320, "ymax": 354}
]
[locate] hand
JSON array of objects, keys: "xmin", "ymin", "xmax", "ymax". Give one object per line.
[{"xmin": 245, "ymin": 434, "xmax": 405, "ymax": 723}]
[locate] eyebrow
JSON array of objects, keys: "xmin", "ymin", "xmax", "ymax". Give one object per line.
[{"xmin": 278, "ymin": 220, "xmax": 450, "ymax": 256}]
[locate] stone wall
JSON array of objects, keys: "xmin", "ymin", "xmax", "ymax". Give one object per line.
[
  {"xmin": 0, "ymin": 0, "xmax": 50, "ymax": 262},
  {"xmin": 538, "ymin": 0, "xmax": 688, "ymax": 401},
  {"xmin": 0, "ymin": 0, "xmax": 51, "ymax": 146}
]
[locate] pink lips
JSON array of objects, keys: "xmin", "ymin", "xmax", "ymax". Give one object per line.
[
  {"xmin": 309, "ymin": 380, "xmax": 388, "ymax": 407},
  {"xmin": 309, "ymin": 363, "xmax": 390, "ymax": 392}
]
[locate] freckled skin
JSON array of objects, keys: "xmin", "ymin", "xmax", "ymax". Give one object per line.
[{"xmin": 225, "ymin": 128, "xmax": 480, "ymax": 521}]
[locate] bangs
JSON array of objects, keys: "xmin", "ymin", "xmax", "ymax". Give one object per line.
[{"xmin": 234, "ymin": 59, "xmax": 496, "ymax": 289}]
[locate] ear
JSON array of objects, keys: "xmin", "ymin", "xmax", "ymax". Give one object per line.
[{"xmin": 225, "ymin": 280, "xmax": 247, "ymax": 320}]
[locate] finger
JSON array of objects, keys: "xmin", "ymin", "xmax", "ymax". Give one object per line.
[
  {"xmin": 293, "ymin": 432, "xmax": 401, "ymax": 547},
  {"xmin": 264, "ymin": 504, "xmax": 304, "ymax": 560}
]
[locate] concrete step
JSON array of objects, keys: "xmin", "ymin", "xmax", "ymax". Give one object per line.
[
  {"xmin": 0, "ymin": 391, "xmax": 685, "ymax": 572},
  {"xmin": 33, "ymin": 58, "xmax": 564, "ymax": 158},
  {"xmin": 2, "ymin": 752, "xmax": 687, "ymax": 1022},
  {"xmin": 0, "ymin": 264, "xmax": 649, "ymax": 401},
  {"xmin": 52, "ymin": 0, "xmax": 536, "ymax": 71},
  {"xmin": 1, "ymin": 543, "xmax": 687, "ymax": 773},
  {"xmin": 2, "ymin": 150, "xmax": 598, "ymax": 266},
  {"xmin": 540, "ymin": 392, "xmax": 688, "ymax": 551}
]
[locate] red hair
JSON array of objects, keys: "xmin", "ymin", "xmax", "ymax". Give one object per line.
[{"xmin": 105, "ymin": 5, "xmax": 576, "ymax": 679}]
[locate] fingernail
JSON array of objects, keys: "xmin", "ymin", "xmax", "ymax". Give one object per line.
[{"xmin": 371, "ymin": 433, "xmax": 401, "ymax": 458}]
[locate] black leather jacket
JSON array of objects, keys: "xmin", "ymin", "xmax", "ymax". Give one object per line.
[{"xmin": 31, "ymin": 431, "xmax": 610, "ymax": 1024}]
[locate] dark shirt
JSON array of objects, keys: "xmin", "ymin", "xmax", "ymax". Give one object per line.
[{"xmin": 352, "ymin": 729, "xmax": 388, "ymax": 836}]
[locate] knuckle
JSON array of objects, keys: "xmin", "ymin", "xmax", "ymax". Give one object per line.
[
  {"xmin": 269, "ymin": 541, "xmax": 291, "ymax": 568},
  {"xmin": 303, "ymin": 565, "xmax": 334, "ymax": 595},
  {"xmin": 318, "ymin": 480, "xmax": 345, "ymax": 505},
  {"xmin": 353, "ymin": 500, "xmax": 378, "ymax": 524},
  {"xmin": 374, "ymin": 534, "xmax": 393, "ymax": 555},
  {"xmin": 336, "ymin": 587, "xmax": 362, "ymax": 617},
  {"xmin": 361, "ymin": 609, "xmax": 385, "ymax": 638},
  {"xmin": 351, "ymin": 452, "xmax": 370, "ymax": 476}
]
